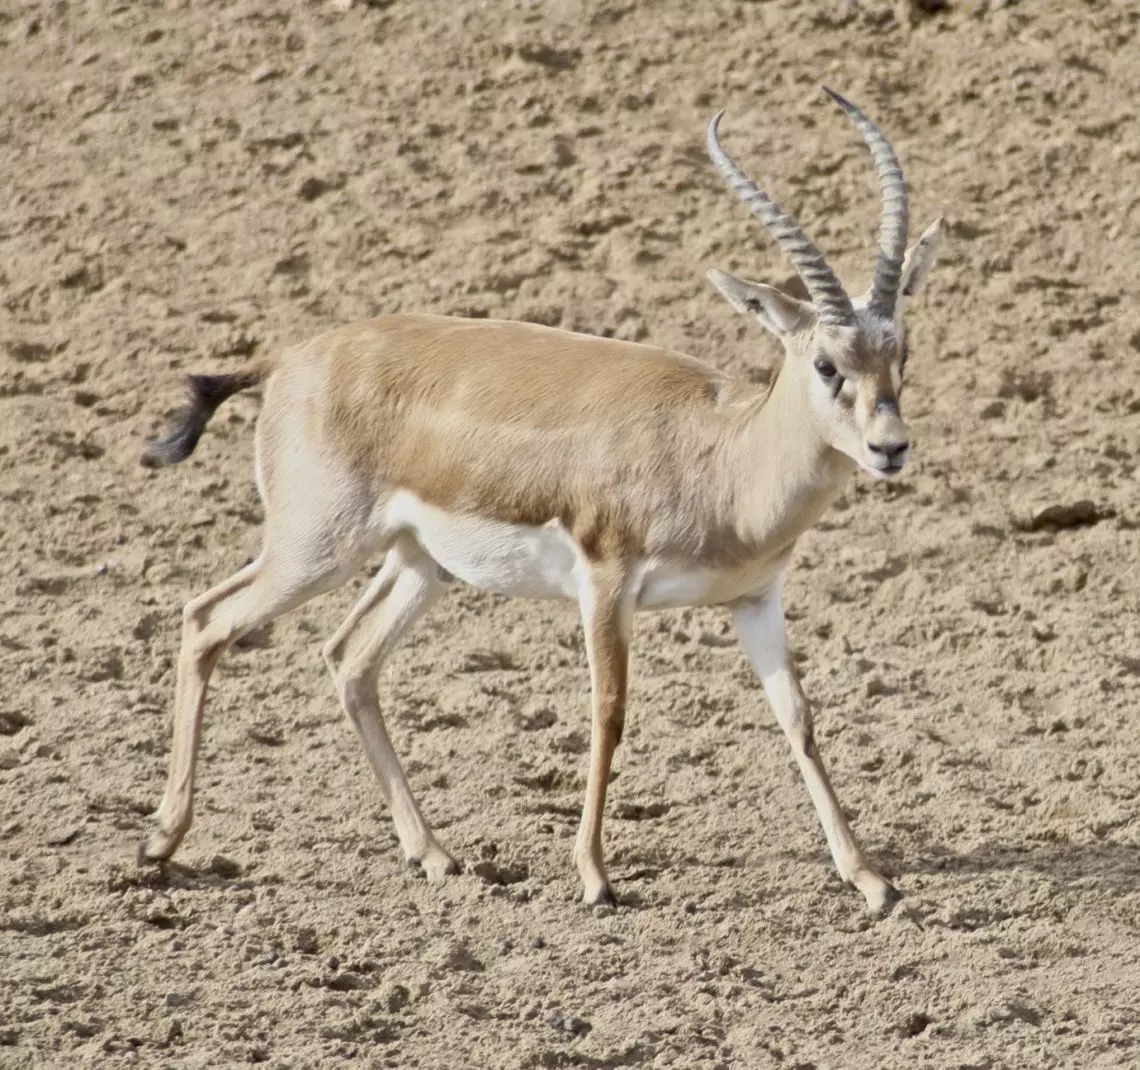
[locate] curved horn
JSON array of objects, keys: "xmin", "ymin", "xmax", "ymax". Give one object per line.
[
  {"xmin": 707, "ymin": 111, "xmax": 855, "ymax": 329},
  {"xmin": 822, "ymin": 87, "xmax": 909, "ymax": 320}
]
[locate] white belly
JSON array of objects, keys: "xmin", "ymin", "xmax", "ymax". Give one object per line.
[
  {"xmin": 386, "ymin": 492, "xmax": 580, "ymax": 600},
  {"xmin": 384, "ymin": 492, "xmax": 783, "ymax": 609},
  {"xmin": 635, "ymin": 563, "xmax": 780, "ymax": 609}
]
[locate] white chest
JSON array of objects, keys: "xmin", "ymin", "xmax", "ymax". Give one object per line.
[{"xmin": 384, "ymin": 492, "xmax": 784, "ymax": 609}]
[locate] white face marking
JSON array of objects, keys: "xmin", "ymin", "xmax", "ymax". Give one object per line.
[{"xmin": 384, "ymin": 492, "xmax": 791, "ymax": 609}]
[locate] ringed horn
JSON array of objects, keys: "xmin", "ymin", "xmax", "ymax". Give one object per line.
[{"xmin": 707, "ymin": 86, "xmax": 910, "ymax": 326}]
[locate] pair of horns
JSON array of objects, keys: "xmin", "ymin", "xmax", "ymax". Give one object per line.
[{"xmin": 707, "ymin": 87, "xmax": 908, "ymax": 326}]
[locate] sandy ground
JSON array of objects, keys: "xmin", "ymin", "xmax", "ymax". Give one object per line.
[{"xmin": 2, "ymin": 0, "xmax": 1139, "ymax": 1067}]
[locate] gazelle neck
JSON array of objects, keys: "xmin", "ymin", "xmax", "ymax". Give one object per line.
[{"xmin": 724, "ymin": 363, "xmax": 855, "ymax": 553}]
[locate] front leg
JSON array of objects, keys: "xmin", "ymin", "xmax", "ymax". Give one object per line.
[
  {"xmin": 733, "ymin": 584, "xmax": 900, "ymax": 917},
  {"xmin": 573, "ymin": 564, "xmax": 635, "ymax": 906}
]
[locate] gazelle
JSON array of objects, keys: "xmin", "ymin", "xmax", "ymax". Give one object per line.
[{"xmin": 140, "ymin": 88, "xmax": 940, "ymax": 915}]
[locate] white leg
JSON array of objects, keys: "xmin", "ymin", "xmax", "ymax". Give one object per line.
[
  {"xmin": 733, "ymin": 583, "xmax": 900, "ymax": 916},
  {"xmin": 322, "ymin": 541, "xmax": 456, "ymax": 881},
  {"xmin": 141, "ymin": 550, "xmax": 351, "ymax": 863}
]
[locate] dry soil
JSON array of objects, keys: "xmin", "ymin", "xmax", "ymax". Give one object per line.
[{"xmin": 2, "ymin": 1, "xmax": 1139, "ymax": 1068}]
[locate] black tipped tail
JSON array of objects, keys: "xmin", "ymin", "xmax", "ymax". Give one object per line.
[{"xmin": 142, "ymin": 365, "xmax": 266, "ymax": 468}]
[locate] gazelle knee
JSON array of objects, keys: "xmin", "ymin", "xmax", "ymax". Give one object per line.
[
  {"xmin": 342, "ymin": 674, "xmax": 374, "ymax": 712},
  {"xmin": 775, "ymin": 693, "xmax": 816, "ymax": 758},
  {"xmin": 180, "ymin": 603, "xmax": 231, "ymax": 668},
  {"xmin": 766, "ymin": 671, "xmax": 816, "ymax": 758},
  {"xmin": 789, "ymin": 701, "xmax": 816, "ymax": 758},
  {"xmin": 181, "ymin": 598, "xmax": 207, "ymax": 637},
  {"xmin": 323, "ymin": 646, "xmax": 374, "ymax": 713},
  {"xmin": 799, "ymin": 716, "xmax": 817, "ymax": 759},
  {"xmin": 321, "ymin": 636, "xmax": 344, "ymax": 680},
  {"xmin": 598, "ymin": 697, "xmax": 626, "ymax": 745}
]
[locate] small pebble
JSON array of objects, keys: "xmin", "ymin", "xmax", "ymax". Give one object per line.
[
  {"xmin": 384, "ymin": 983, "xmax": 411, "ymax": 1012},
  {"xmin": 978, "ymin": 400, "xmax": 1005, "ymax": 419},
  {"xmin": 547, "ymin": 1012, "xmax": 591, "ymax": 1037},
  {"xmin": 209, "ymin": 855, "xmax": 242, "ymax": 879},
  {"xmin": 865, "ymin": 675, "xmax": 890, "ymax": 698},
  {"xmin": 250, "ymin": 64, "xmax": 280, "ymax": 84},
  {"xmin": 294, "ymin": 927, "xmax": 319, "ymax": 954},
  {"xmin": 298, "ymin": 176, "xmax": 331, "ymax": 201},
  {"xmin": 246, "ymin": 723, "xmax": 284, "ymax": 746},
  {"xmin": 900, "ymin": 1011, "xmax": 932, "ymax": 1037}
]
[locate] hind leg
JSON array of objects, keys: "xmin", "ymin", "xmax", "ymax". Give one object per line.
[
  {"xmin": 734, "ymin": 584, "xmax": 899, "ymax": 916},
  {"xmin": 322, "ymin": 539, "xmax": 456, "ymax": 881},
  {"xmin": 141, "ymin": 539, "xmax": 362, "ymax": 864}
]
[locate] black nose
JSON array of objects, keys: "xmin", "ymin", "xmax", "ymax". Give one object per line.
[{"xmin": 868, "ymin": 440, "xmax": 909, "ymax": 461}]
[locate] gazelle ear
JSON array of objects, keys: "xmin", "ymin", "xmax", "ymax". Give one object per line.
[
  {"xmin": 897, "ymin": 218, "xmax": 942, "ymax": 310},
  {"xmin": 707, "ymin": 268, "xmax": 813, "ymax": 337}
]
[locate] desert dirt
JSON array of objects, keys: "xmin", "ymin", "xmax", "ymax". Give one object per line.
[{"xmin": 2, "ymin": 0, "xmax": 1139, "ymax": 1067}]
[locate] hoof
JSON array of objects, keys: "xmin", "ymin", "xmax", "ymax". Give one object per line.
[
  {"xmin": 137, "ymin": 833, "xmax": 174, "ymax": 866},
  {"xmin": 866, "ymin": 880, "xmax": 903, "ymax": 919},
  {"xmin": 583, "ymin": 883, "xmax": 618, "ymax": 908},
  {"xmin": 410, "ymin": 845, "xmax": 460, "ymax": 884}
]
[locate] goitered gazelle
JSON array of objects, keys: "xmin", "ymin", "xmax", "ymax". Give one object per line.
[{"xmin": 140, "ymin": 87, "xmax": 941, "ymax": 914}]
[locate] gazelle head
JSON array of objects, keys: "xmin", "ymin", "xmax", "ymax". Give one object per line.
[{"xmin": 707, "ymin": 88, "xmax": 941, "ymax": 479}]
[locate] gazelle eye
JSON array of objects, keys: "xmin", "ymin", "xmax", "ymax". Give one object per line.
[{"xmin": 814, "ymin": 358, "xmax": 837, "ymax": 380}]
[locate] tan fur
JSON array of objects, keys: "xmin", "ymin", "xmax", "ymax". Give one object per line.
[
  {"xmin": 253, "ymin": 314, "xmax": 853, "ymax": 573},
  {"xmin": 140, "ymin": 148, "xmax": 941, "ymax": 915},
  {"xmin": 303, "ymin": 315, "xmax": 749, "ymax": 560}
]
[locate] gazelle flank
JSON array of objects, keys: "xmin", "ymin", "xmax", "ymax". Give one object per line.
[{"xmin": 140, "ymin": 87, "xmax": 941, "ymax": 915}]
